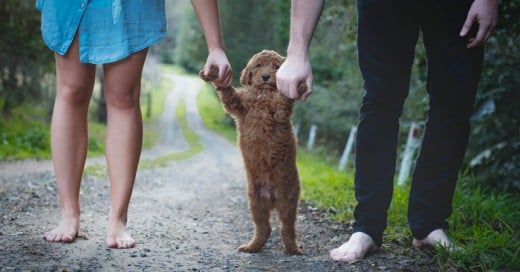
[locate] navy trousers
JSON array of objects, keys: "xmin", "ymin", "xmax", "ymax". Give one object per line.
[{"xmin": 353, "ymin": 0, "xmax": 484, "ymax": 246}]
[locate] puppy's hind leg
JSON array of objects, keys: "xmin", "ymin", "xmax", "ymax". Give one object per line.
[
  {"xmin": 277, "ymin": 194, "xmax": 302, "ymax": 255},
  {"xmin": 239, "ymin": 196, "xmax": 272, "ymax": 253}
]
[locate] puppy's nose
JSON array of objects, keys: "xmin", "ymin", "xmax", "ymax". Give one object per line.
[{"xmin": 261, "ymin": 74, "xmax": 270, "ymax": 82}]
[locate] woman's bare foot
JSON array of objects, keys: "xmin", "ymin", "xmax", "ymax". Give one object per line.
[
  {"xmin": 106, "ymin": 220, "xmax": 135, "ymax": 249},
  {"xmin": 413, "ymin": 229, "xmax": 460, "ymax": 252},
  {"xmin": 330, "ymin": 232, "xmax": 379, "ymax": 263},
  {"xmin": 44, "ymin": 216, "xmax": 79, "ymax": 243}
]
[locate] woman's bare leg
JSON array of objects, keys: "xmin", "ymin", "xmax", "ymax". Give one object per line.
[
  {"xmin": 102, "ymin": 49, "xmax": 147, "ymax": 249},
  {"xmin": 45, "ymin": 36, "xmax": 96, "ymax": 242}
]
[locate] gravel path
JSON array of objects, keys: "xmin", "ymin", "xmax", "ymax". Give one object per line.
[{"xmin": 0, "ymin": 73, "xmax": 438, "ymax": 271}]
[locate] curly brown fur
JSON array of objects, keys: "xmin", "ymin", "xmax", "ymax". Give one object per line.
[{"xmin": 200, "ymin": 50, "xmax": 305, "ymax": 255}]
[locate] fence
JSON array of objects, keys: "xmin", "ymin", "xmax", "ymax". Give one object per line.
[{"xmin": 300, "ymin": 122, "xmax": 424, "ymax": 186}]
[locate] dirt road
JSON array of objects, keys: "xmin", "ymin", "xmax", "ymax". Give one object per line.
[{"xmin": 0, "ymin": 73, "xmax": 437, "ymax": 271}]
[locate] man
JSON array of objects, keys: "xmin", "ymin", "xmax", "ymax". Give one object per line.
[{"xmin": 276, "ymin": 0, "xmax": 498, "ymax": 263}]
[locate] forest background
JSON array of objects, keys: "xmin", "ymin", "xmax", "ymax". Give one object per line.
[{"xmin": 1, "ymin": 1, "xmax": 518, "ymax": 192}]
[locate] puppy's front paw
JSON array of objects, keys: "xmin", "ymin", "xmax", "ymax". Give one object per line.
[
  {"xmin": 199, "ymin": 66, "xmax": 219, "ymax": 82},
  {"xmin": 297, "ymin": 81, "xmax": 307, "ymax": 95}
]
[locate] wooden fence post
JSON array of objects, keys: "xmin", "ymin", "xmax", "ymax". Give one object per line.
[
  {"xmin": 307, "ymin": 124, "xmax": 318, "ymax": 151},
  {"xmin": 397, "ymin": 122, "xmax": 422, "ymax": 186},
  {"xmin": 294, "ymin": 123, "xmax": 300, "ymax": 137},
  {"xmin": 338, "ymin": 126, "xmax": 357, "ymax": 171}
]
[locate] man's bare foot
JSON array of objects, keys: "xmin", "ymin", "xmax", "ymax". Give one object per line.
[
  {"xmin": 413, "ymin": 229, "xmax": 460, "ymax": 252},
  {"xmin": 106, "ymin": 221, "xmax": 135, "ymax": 249},
  {"xmin": 44, "ymin": 216, "xmax": 79, "ymax": 243},
  {"xmin": 330, "ymin": 232, "xmax": 379, "ymax": 263}
]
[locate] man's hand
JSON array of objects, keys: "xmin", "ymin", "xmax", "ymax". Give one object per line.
[
  {"xmin": 459, "ymin": 0, "xmax": 498, "ymax": 48},
  {"xmin": 276, "ymin": 56, "xmax": 313, "ymax": 101}
]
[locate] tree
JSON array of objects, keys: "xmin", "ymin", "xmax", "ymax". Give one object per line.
[
  {"xmin": 465, "ymin": 0, "xmax": 520, "ymax": 191},
  {"xmin": 0, "ymin": 0, "xmax": 53, "ymax": 115}
]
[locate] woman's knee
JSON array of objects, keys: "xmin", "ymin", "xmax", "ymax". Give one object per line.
[
  {"xmin": 104, "ymin": 86, "xmax": 140, "ymax": 110},
  {"xmin": 56, "ymin": 83, "xmax": 93, "ymax": 106}
]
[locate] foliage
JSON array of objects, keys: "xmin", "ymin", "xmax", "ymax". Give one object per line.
[
  {"xmin": 219, "ymin": 0, "xmax": 290, "ymax": 82},
  {"xmin": 0, "ymin": 105, "xmax": 50, "ymax": 160},
  {"xmin": 465, "ymin": 0, "xmax": 520, "ymax": 191},
  {"xmin": 172, "ymin": 2, "xmax": 208, "ymax": 73},
  {"xmin": 0, "ymin": 0, "xmax": 53, "ymax": 115},
  {"xmin": 149, "ymin": 1, "xmax": 187, "ymax": 64},
  {"xmin": 175, "ymin": 0, "xmax": 291, "ymax": 83}
]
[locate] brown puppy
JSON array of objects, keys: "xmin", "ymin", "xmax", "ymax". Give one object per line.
[{"xmin": 200, "ymin": 50, "xmax": 306, "ymax": 255}]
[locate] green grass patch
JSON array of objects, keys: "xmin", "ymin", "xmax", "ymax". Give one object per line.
[
  {"xmin": 296, "ymin": 150, "xmax": 355, "ymax": 220},
  {"xmin": 445, "ymin": 178, "xmax": 520, "ymax": 271},
  {"xmin": 0, "ymin": 104, "xmax": 50, "ymax": 160},
  {"xmin": 196, "ymin": 83, "xmax": 236, "ymax": 143}
]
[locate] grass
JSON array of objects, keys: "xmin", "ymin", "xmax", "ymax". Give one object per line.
[
  {"xmin": 446, "ymin": 179, "xmax": 520, "ymax": 271},
  {"xmin": 195, "ymin": 78, "xmax": 520, "ymax": 271},
  {"xmin": 196, "ymin": 83, "xmax": 237, "ymax": 143},
  {"xmin": 0, "ymin": 104, "xmax": 50, "ymax": 160}
]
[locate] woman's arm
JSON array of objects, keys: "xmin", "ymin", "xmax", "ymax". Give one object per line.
[{"xmin": 191, "ymin": 0, "xmax": 232, "ymax": 87}]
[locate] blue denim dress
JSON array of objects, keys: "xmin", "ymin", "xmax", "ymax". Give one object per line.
[{"xmin": 36, "ymin": 0, "xmax": 167, "ymax": 64}]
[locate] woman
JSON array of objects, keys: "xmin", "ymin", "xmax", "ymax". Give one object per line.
[{"xmin": 37, "ymin": 0, "xmax": 231, "ymax": 249}]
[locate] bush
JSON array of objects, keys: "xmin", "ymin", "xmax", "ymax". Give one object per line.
[{"xmin": 465, "ymin": 0, "xmax": 520, "ymax": 192}]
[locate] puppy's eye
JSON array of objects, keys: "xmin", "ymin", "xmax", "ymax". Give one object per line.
[
  {"xmin": 273, "ymin": 64, "xmax": 280, "ymax": 70},
  {"xmin": 255, "ymin": 64, "xmax": 262, "ymax": 68}
]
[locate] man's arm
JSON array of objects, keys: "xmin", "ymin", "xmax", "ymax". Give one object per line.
[
  {"xmin": 276, "ymin": 0, "xmax": 324, "ymax": 101},
  {"xmin": 191, "ymin": 0, "xmax": 232, "ymax": 87}
]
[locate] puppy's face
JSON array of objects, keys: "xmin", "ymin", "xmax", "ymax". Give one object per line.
[{"xmin": 240, "ymin": 50, "xmax": 285, "ymax": 90}]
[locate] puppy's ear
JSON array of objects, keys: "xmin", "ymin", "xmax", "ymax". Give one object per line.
[{"xmin": 240, "ymin": 60, "xmax": 254, "ymax": 86}]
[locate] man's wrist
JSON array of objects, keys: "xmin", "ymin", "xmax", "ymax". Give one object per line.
[{"xmin": 286, "ymin": 44, "xmax": 309, "ymax": 61}]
